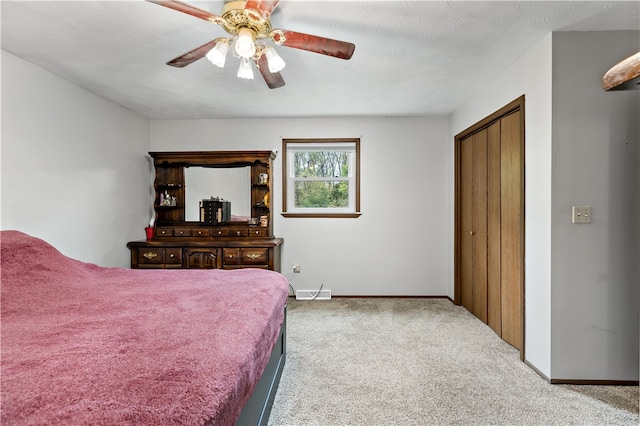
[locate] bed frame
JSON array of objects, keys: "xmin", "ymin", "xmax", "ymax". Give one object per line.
[{"xmin": 234, "ymin": 305, "xmax": 287, "ymax": 426}]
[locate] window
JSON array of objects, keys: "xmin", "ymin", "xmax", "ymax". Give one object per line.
[{"xmin": 282, "ymin": 138, "xmax": 360, "ymax": 218}]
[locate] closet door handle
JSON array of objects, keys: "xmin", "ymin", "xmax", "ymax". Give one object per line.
[{"xmin": 470, "ymin": 231, "xmax": 475, "ymax": 236}]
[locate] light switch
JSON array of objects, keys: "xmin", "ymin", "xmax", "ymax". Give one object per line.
[{"xmin": 572, "ymin": 206, "xmax": 591, "ymax": 224}]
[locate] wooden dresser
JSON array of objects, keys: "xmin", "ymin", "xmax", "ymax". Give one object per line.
[{"xmin": 127, "ymin": 150, "xmax": 283, "ymax": 272}]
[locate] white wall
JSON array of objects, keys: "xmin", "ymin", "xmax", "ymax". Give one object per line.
[
  {"xmin": 1, "ymin": 50, "xmax": 151, "ymax": 267},
  {"xmin": 550, "ymin": 31, "xmax": 639, "ymax": 381},
  {"xmin": 150, "ymin": 116, "xmax": 451, "ymax": 296},
  {"xmin": 451, "ymin": 35, "xmax": 554, "ymax": 377}
]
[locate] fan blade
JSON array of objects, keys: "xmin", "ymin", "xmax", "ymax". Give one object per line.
[
  {"xmin": 278, "ymin": 30, "xmax": 355, "ymax": 60},
  {"xmin": 245, "ymin": 0, "xmax": 280, "ymax": 19},
  {"xmin": 255, "ymin": 55, "xmax": 285, "ymax": 89},
  {"xmin": 167, "ymin": 39, "xmax": 219, "ymax": 68},
  {"xmin": 146, "ymin": 0, "xmax": 220, "ymax": 22}
]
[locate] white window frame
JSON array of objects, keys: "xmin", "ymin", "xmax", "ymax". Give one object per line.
[{"xmin": 282, "ymin": 138, "xmax": 361, "ymax": 218}]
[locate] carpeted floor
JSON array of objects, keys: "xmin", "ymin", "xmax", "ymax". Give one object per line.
[{"xmin": 267, "ymin": 298, "xmax": 638, "ymax": 425}]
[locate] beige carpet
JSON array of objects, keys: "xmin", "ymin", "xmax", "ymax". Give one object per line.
[{"xmin": 267, "ymin": 298, "xmax": 638, "ymax": 425}]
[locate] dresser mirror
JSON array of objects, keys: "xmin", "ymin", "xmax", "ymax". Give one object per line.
[{"xmin": 184, "ymin": 166, "xmax": 251, "ymax": 222}]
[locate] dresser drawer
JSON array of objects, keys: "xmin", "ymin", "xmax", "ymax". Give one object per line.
[
  {"xmin": 155, "ymin": 227, "xmax": 174, "ymax": 237},
  {"xmin": 241, "ymin": 248, "xmax": 268, "ymax": 265},
  {"xmin": 165, "ymin": 248, "xmax": 182, "ymax": 264},
  {"xmin": 191, "ymin": 228, "xmax": 209, "ymax": 237},
  {"xmin": 212, "ymin": 228, "xmax": 248, "ymax": 238},
  {"xmin": 174, "ymin": 229, "xmax": 192, "ymax": 237},
  {"xmin": 137, "ymin": 247, "xmax": 182, "ymax": 266},
  {"xmin": 223, "ymin": 248, "xmax": 268, "ymax": 266},
  {"xmin": 223, "ymin": 248, "xmax": 241, "ymax": 265},
  {"xmin": 248, "ymin": 227, "xmax": 269, "ymax": 238},
  {"xmin": 138, "ymin": 248, "xmax": 164, "ymax": 264}
]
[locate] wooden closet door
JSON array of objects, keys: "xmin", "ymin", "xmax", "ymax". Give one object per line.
[
  {"xmin": 471, "ymin": 131, "xmax": 488, "ymax": 323},
  {"xmin": 500, "ymin": 111, "xmax": 523, "ymax": 351},
  {"xmin": 459, "ymin": 129, "xmax": 488, "ymax": 323},
  {"xmin": 459, "ymin": 133, "xmax": 474, "ymax": 312},
  {"xmin": 486, "ymin": 122, "xmax": 502, "ymax": 335}
]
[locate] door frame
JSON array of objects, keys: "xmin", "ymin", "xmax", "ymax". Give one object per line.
[{"xmin": 454, "ymin": 95, "xmax": 525, "ymax": 359}]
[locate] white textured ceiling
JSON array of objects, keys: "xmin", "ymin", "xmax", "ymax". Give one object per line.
[{"xmin": 2, "ymin": 1, "xmax": 639, "ymax": 119}]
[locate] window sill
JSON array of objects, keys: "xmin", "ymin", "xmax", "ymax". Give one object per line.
[{"xmin": 281, "ymin": 212, "xmax": 362, "ymax": 219}]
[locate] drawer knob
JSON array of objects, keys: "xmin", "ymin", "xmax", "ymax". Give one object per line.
[
  {"xmin": 246, "ymin": 253, "xmax": 261, "ymax": 260},
  {"xmin": 237, "ymin": 231, "xmax": 241, "ymax": 236},
  {"xmin": 169, "ymin": 253, "xmax": 175, "ymax": 258},
  {"xmin": 143, "ymin": 252, "xmax": 158, "ymax": 260}
]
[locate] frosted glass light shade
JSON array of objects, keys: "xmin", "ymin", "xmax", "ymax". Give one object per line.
[
  {"xmin": 206, "ymin": 41, "xmax": 229, "ymax": 68},
  {"xmin": 237, "ymin": 57, "xmax": 254, "ymax": 79},
  {"xmin": 264, "ymin": 47, "xmax": 286, "ymax": 73},
  {"xmin": 234, "ymin": 29, "xmax": 256, "ymax": 59}
]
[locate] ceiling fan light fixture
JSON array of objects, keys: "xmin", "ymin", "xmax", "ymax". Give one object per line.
[
  {"xmin": 237, "ymin": 57, "xmax": 254, "ymax": 79},
  {"xmin": 264, "ymin": 47, "xmax": 286, "ymax": 73},
  {"xmin": 206, "ymin": 40, "xmax": 229, "ymax": 68},
  {"xmin": 234, "ymin": 28, "xmax": 256, "ymax": 59}
]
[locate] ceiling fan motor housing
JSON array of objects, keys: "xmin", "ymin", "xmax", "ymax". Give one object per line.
[{"xmin": 220, "ymin": 1, "xmax": 272, "ymax": 38}]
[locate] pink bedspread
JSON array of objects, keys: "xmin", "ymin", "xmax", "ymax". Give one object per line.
[{"xmin": 0, "ymin": 231, "xmax": 289, "ymax": 425}]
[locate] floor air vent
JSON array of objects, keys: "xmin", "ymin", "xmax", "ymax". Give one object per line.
[{"xmin": 295, "ymin": 289, "xmax": 332, "ymax": 300}]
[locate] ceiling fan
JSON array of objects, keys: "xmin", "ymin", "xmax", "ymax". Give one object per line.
[{"xmin": 147, "ymin": 0, "xmax": 356, "ymax": 89}]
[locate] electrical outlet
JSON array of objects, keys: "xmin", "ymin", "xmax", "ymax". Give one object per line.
[
  {"xmin": 572, "ymin": 206, "xmax": 591, "ymax": 224},
  {"xmin": 293, "ymin": 265, "xmax": 301, "ymax": 273}
]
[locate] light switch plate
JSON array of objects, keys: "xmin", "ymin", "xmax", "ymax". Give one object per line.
[{"xmin": 572, "ymin": 206, "xmax": 591, "ymax": 224}]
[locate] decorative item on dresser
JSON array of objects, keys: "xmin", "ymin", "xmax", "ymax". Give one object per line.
[{"xmin": 128, "ymin": 150, "xmax": 283, "ymax": 271}]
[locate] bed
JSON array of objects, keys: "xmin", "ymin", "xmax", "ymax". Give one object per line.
[{"xmin": 0, "ymin": 230, "xmax": 289, "ymax": 425}]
